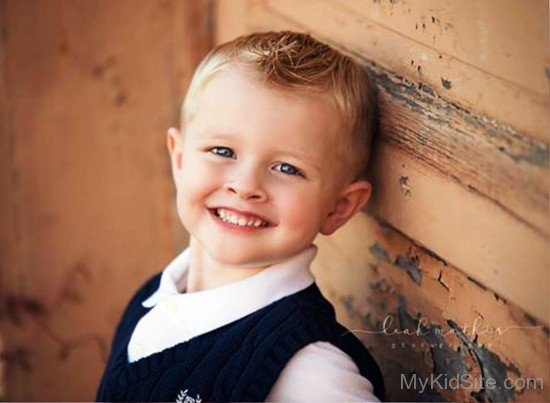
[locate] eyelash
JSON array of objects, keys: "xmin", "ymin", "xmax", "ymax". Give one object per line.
[{"xmin": 207, "ymin": 146, "xmax": 304, "ymax": 178}]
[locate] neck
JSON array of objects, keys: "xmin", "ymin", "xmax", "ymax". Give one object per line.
[{"xmin": 185, "ymin": 236, "xmax": 268, "ymax": 293}]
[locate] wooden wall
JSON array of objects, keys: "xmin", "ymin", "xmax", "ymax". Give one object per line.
[
  {"xmin": 0, "ymin": 0, "xmax": 210, "ymax": 400},
  {"xmin": 215, "ymin": 0, "xmax": 549, "ymax": 401},
  {"xmin": 0, "ymin": 0, "xmax": 548, "ymax": 401}
]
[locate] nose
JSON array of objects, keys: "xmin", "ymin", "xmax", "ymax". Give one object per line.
[{"xmin": 224, "ymin": 166, "xmax": 268, "ymax": 202}]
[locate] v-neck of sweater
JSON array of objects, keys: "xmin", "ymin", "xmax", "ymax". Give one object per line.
[
  {"xmin": 109, "ymin": 275, "xmax": 325, "ymax": 389},
  {"xmin": 126, "ymin": 244, "xmax": 318, "ymax": 363}
]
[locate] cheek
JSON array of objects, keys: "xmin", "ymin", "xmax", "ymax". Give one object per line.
[
  {"xmin": 276, "ymin": 187, "xmax": 324, "ymax": 227},
  {"xmin": 178, "ymin": 158, "xmax": 222, "ymax": 200},
  {"xmin": 174, "ymin": 160, "xmax": 224, "ymax": 228}
]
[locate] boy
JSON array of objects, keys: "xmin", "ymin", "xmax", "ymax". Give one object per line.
[{"xmin": 96, "ymin": 31, "xmax": 384, "ymax": 402}]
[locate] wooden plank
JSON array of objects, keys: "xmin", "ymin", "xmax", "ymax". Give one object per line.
[
  {"xmin": 367, "ymin": 61, "xmax": 548, "ymax": 239},
  {"xmin": 369, "ymin": 143, "xmax": 548, "ymax": 323},
  {"xmin": 313, "ymin": 212, "xmax": 549, "ymax": 401},
  {"xmin": 339, "ymin": 0, "xmax": 549, "ymax": 96},
  {"xmin": 255, "ymin": 0, "xmax": 550, "ymax": 143},
  {"xmin": 0, "ymin": 0, "xmax": 212, "ymax": 400}
]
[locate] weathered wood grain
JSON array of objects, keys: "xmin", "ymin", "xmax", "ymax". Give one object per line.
[
  {"xmin": 368, "ymin": 142, "xmax": 548, "ymax": 322},
  {"xmin": 369, "ymin": 61, "xmax": 548, "ymax": 237},
  {"xmin": 313, "ymin": 212, "xmax": 549, "ymax": 402},
  {"xmin": 259, "ymin": 0, "xmax": 550, "ymax": 142}
]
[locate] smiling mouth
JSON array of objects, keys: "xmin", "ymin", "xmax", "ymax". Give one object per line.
[{"xmin": 208, "ymin": 208, "xmax": 272, "ymax": 228}]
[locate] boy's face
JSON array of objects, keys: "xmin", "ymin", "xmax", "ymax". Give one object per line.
[{"xmin": 168, "ymin": 66, "xmax": 371, "ymax": 267}]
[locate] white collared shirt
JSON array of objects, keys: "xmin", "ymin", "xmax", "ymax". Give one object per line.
[{"xmin": 127, "ymin": 245, "xmax": 379, "ymax": 402}]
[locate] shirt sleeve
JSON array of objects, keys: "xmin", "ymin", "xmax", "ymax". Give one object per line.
[{"xmin": 265, "ymin": 341, "xmax": 380, "ymax": 402}]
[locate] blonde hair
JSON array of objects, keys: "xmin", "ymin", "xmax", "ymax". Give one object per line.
[{"xmin": 181, "ymin": 31, "xmax": 375, "ymax": 181}]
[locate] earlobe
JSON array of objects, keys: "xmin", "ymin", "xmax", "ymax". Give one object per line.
[{"xmin": 320, "ymin": 180, "xmax": 372, "ymax": 236}]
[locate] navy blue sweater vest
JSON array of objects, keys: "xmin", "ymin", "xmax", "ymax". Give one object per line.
[{"xmin": 96, "ymin": 272, "xmax": 385, "ymax": 402}]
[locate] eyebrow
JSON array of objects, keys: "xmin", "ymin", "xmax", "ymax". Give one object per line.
[{"xmin": 200, "ymin": 132, "xmax": 233, "ymax": 140}]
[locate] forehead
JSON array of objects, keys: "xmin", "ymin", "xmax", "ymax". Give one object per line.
[{"xmin": 187, "ymin": 66, "xmax": 348, "ymax": 163}]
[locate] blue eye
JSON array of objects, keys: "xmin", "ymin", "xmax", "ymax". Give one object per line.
[
  {"xmin": 275, "ymin": 163, "xmax": 302, "ymax": 177},
  {"xmin": 210, "ymin": 147, "xmax": 234, "ymax": 158}
]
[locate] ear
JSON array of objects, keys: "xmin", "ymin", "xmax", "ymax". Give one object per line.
[
  {"xmin": 320, "ymin": 180, "xmax": 372, "ymax": 236},
  {"xmin": 167, "ymin": 127, "xmax": 183, "ymax": 177}
]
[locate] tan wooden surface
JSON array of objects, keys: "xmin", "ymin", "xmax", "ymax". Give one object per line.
[
  {"xmin": 313, "ymin": 213, "xmax": 549, "ymax": 401},
  {"xmin": 0, "ymin": 0, "xmax": 209, "ymax": 399}
]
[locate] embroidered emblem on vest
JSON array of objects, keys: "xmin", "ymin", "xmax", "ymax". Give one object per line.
[{"xmin": 176, "ymin": 388, "xmax": 202, "ymax": 403}]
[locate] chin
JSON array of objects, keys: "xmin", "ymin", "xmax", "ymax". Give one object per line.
[{"xmin": 207, "ymin": 246, "xmax": 271, "ymax": 268}]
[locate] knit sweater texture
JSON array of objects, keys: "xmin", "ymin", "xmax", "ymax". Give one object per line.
[{"xmin": 96, "ymin": 272, "xmax": 385, "ymax": 402}]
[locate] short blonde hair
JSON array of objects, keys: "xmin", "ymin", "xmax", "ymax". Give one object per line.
[{"xmin": 181, "ymin": 31, "xmax": 375, "ymax": 181}]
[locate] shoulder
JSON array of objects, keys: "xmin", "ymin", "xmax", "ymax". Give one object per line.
[
  {"xmin": 265, "ymin": 341, "xmax": 380, "ymax": 402},
  {"xmin": 257, "ymin": 285, "xmax": 385, "ymax": 400},
  {"xmin": 224, "ymin": 286, "xmax": 385, "ymax": 401}
]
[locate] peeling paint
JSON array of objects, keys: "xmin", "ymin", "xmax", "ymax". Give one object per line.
[
  {"xmin": 448, "ymin": 320, "xmax": 520, "ymax": 402},
  {"xmin": 392, "ymin": 296, "xmax": 537, "ymax": 401},
  {"xmin": 398, "ymin": 297, "xmax": 470, "ymax": 380},
  {"xmin": 395, "ymin": 254, "xmax": 422, "ymax": 284},
  {"xmin": 335, "ymin": 212, "xmax": 547, "ymax": 401},
  {"xmin": 399, "ymin": 175, "xmax": 412, "ymax": 196},
  {"xmin": 360, "ymin": 312, "xmax": 379, "ymax": 331},
  {"xmin": 370, "ymin": 279, "xmax": 391, "ymax": 293},
  {"xmin": 341, "ymin": 295, "xmax": 379, "ymax": 332},
  {"xmin": 372, "ymin": 64, "xmax": 550, "ymax": 170},
  {"xmin": 440, "ymin": 77, "xmax": 452, "ymax": 89},
  {"xmin": 460, "ymin": 110, "xmax": 549, "ymax": 168},
  {"xmin": 370, "ymin": 243, "xmax": 391, "ymax": 262},
  {"xmin": 341, "ymin": 294, "xmax": 355, "ymax": 318},
  {"xmin": 437, "ymin": 271, "xmax": 450, "ymax": 290},
  {"xmin": 417, "ymin": 82, "xmax": 435, "ymax": 96},
  {"xmin": 508, "ymin": 145, "xmax": 549, "ymax": 166}
]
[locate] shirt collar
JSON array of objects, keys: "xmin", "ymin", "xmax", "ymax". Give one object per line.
[{"xmin": 141, "ymin": 245, "xmax": 317, "ymax": 336}]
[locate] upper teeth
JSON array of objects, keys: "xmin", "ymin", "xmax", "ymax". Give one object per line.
[{"xmin": 216, "ymin": 208, "xmax": 267, "ymax": 227}]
